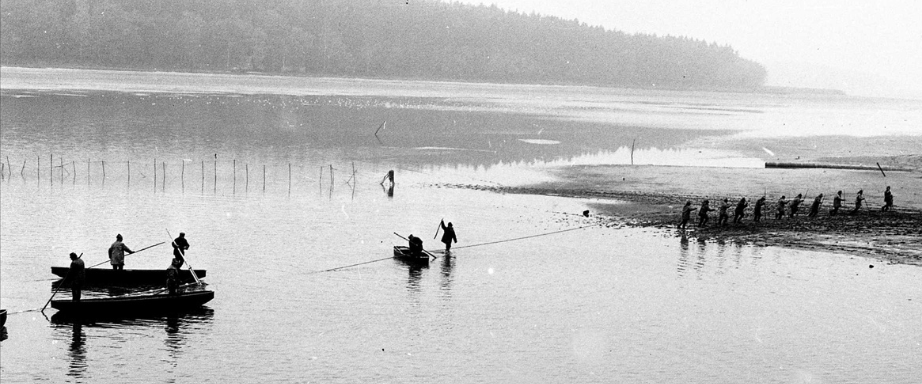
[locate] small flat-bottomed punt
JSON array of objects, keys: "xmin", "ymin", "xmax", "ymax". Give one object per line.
[
  {"xmin": 51, "ymin": 267, "xmax": 206, "ymax": 286},
  {"xmin": 393, "ymin": 246, "xmax": 430, "ymax": 264},
  {"xmin": 50, "ymin": 290, "xmax": 214, "ymax": 314},
  {"xmin": 0, "ymin": 309, "xmax": 6, "ymax": 327}
]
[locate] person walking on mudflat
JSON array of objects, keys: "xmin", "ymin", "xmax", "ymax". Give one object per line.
[
  {"xmin": 717, "ymin": 199, "xmax": 730, "ymax": 226},
  {"xmin": 732, "ymin": 197, "xmax": 748, "ymax": 224},
  {"xmin": 753, "ymin": 196, "xmax": 766, "ymax": 223},
  {"xmin": 808, "ymin": 194, "xmax": 824, "ymax": 218},
  {"xmin": 881, "ymin": 186, "xmax": 894, "ymax": 211},
  {"xmin": 775, "ymin": 196, "xmax": 788, "ymax": 220},
  {"xmin": 697, "ymin": 200, "xmax": 712, "ymax": 228},
  {"xmin": 679, "ymin": 201, "xmax": 697, "ymax": 230},
  {"xmin": 849, "ymin": 190, "xmax": 865, "ymax": 215},
  {"xmin": 108, "ymin": 234, "xmax": 134, "ymax": 270},
  {"xmin": 789, "ymin": 194, "xmax": 803, "ymax": 218},
  {"xmin": 830, "ymin": 191, "xmax": 843, "ymax": 215}
]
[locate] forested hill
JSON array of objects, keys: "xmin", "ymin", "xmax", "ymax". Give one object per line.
[{"xmin": 0, "ymin": 0, "xmax": 766, "ymax": 89}]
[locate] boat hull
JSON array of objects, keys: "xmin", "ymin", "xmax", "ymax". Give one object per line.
[
  {"xmin": 50, "ymin": 290, "xmax": 214, "ymax": 315},
  {"xmin": 51, "ymin": 267, "xmax": 206, "ymax": 286},
  {"xmin": 0, "ymin": 309, "xmax": 6, "ymax": 327},
  {"xmin": 393, "ymin": 246, "xmax": 430, "ymax": 264}
]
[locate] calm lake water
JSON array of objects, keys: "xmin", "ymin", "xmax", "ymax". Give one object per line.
[{"xmin": 1, "ymin": 68, "xmax": 920, "ymax": 383}]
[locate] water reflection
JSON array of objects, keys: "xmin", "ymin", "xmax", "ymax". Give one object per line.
[
  {"xmin": 439, "ymin": 253, "xmax": 455, "ymax": 296},
  {"xmin": 380, "ymin": 182, "xmax": 394, "ymax": 199},
  {"xmin": 677, "ymin": 233, "xmax": 690, "ymax": 276},
  {"xmin": 68, "ymin": 322, "xmax": 87, "ymax": 380}
]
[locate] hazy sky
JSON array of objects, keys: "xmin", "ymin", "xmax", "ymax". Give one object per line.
[{"xmin": 459, "ymin": 0, "xmax": 922, "ymax": 98}]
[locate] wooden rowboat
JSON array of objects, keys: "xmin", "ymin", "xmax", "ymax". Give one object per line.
[
  {"xmin": 0, "ymin": 309, "xmax": 6, "ymax": 327},
  {"xmin": 50, "ymin": 290, "xmax": 214, "ymax": 314},
  {"xmin": 51, "ymin": 266, "xmax": 206, "ymax": 286},
  {"xmin": 393, "ymin": 246, "xmax": 430, "ymax": 264}
]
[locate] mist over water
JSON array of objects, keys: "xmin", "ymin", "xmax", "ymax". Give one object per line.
[{"xmin": 1, "ymin": 70, "xmax": 919, "ymax": 383}]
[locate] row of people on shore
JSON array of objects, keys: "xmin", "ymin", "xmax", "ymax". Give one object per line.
[{"xmin": 678, "ymin": 186, "xmax": 895, "ymax": 229}]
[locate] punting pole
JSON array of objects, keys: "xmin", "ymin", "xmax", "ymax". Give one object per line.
[
  {"xmin": 86, "ymin": 242, "xmax": 165, "ymax": 269},
  {"xmin": 167, "ymin": 229, "xmax": 202, "ymax": 285},
  {"xmin": 42, "ymin": 253, "xmax": 82, "ymax": 312}
]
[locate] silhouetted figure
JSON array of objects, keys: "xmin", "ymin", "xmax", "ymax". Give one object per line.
[
  {"xmin": 408, "ymin": 234, "xmax": 424, "ymax": 255},
  {"xmin": 882, "ymin": 186, "xmax": 893, "ymax": 211},
  {"xmin": 172, "ymin": 232, "xmax": 190, "ymax": 265},
  {"xmin": 380, "ymin": 170, "xmax": 394, "ymax": 185},
  {"xmin": 697, "ymin": 200, "xmax": 712, "ymax": 227},
  {"xmin": 753, "ymin": 196, "xmax": 766, "ymax": 222},
  {"xmin": 717, "ymin": 199, "xmax": 730, "ymax": 226},
  {"xmin": 108, "ymin": 234, "xmax": 134, "ymax": 270},
  {"xmin": 849, "ymin": 190, "xmax": 865, "ymax": 215},
  {"xmin": 808, "ymin": 194, "xmax": 824, "ymax": 218},
  {"xmin": 732, "ymin": 197, "xmax": 748, "ymax": 223},
  {"xmin": 69, "ymin": 252, "xmax": 85, "ymax": 303},
  {"xmin": 789, "ymin": 194, "xmax": 803, "ymax": 218},
  {"xmin": 679, "ymin": 201, "xmax": 697, "ymax": 230},
  {"xmin": 440, "ymin": 220, "xmax": 458, "ymax": 252},
  {"xmin": 775, "ymin": 196, "xmax": 788, "ymax": 220},
  {"xmin": 831, "ymin": 191, "xmax": 843, "ymax": 215},
  {"xmin": 166, "ymin": 258, "xmax": 182, "ymax": 295}
]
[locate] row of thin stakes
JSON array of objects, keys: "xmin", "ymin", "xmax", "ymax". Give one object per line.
[{"xmin": 0, "ymin": 154, "xmax": 360, "ymax": 194}]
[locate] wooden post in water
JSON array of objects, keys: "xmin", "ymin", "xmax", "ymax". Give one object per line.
[
  {"xmin": 631, "ymin": 138, "xmax": 636, "ymax": 166},
  {"xmin": 37, "ymin": 155, "xmax": 40, "ymax": 182},
  {"xmin": 50, "ymin": 153, "xmax": 53, "ymax": 184},
  {"xmin": 162, "ymin": 161, "xmax": 166, "ymax": 191},
  {"xmin": 60, "ymin": 157, "xmax": 64, "ymax": 184},
  {"xmin": 22, "ymin": 159, "xmax": 27, "ymax": 177},
  {"xmin": 233, "ymin": 159, "xmax": 236, "ymax": 192},
  {"xmin": 103, "ymin": 160, "xmax": 106, "ymax": 181},
  {"xmin": 245, "ymin": 163, "xmax": 249, "ymax": 192},
  {"xmin": 6, "ymin": 155, "xmax": 10, "ymax": 178},
  {"xmin": 181, "ymin": 160, "xmax": 185, "ymax": 191},
  {"xmin": 72, "ymin": 160, "xmax": 76, "ymax": 184},
  {"xmin": 263, "ymin": 165, "xmax": 266, "ymax": 192},
  {"xmin": 213, "ymin": 154, "xmax": 217, "ymax": 194}
]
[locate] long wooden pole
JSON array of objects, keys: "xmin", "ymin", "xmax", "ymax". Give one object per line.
[
  {"xmin": 42, "ymin": 253, "xmax": 82, "ymax": 311},
  {"xmin": 393, "ymin": 232, "xmax": 438, "ymax": 260},
  {"xmin": 87, "ymin": 242, "xmax": 165, "ymax": 269}
]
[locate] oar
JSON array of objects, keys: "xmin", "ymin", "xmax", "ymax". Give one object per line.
[
  {"xmin": 167, "ymin": 229, "xmax": 203, "ymax": 285},
  {"xmin": 433, "ymin": 218, "xmax": 443, "ymax": 239},
  {"xmin": 393, "ymin": 232, "xmax": 438, "ymax": 261},
  {"xmin": 87, "ymin": 241, "xmax": 165, "ymax": 269},
  {"xmin": 42, "ymin": 253, "xmax": 82, "ymax": 312}
]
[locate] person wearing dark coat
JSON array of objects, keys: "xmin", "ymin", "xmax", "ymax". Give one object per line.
[
  {"xmin": 789, "ymin": 194, "xmax": 803, "ymax": 218},
  {"xmin": 408, "ymin": 234, "xmax": 424, "ymax": 255},
  {"xmin": 831, "ymin": 191, "xmax": 843, "ymax": 215},
  {"xmin": 717, "ymin": 199, "xmax": 731, "ymax": 226},
  {"xmin": 732, "ymin": 197, "xmax": 748, "ymax": 224},
  {"xmin": 679, "ymin": 201, "xmax": 697, "ymax": 230},
  {"xmin": 69, "ymin": 252, "xmax": 85, "ymax": 303},
  {"xmin": 166, "ymin": 258, "xmax": 182, "ymax": 295},
  {"xmin": 440, "ymin": 220, "xmax": 458, "ymax": 252},
  {"xmin": 882, "ymin": 186, "xmax": 893, "ymax": 211},
  {"xmin": 775, "ymin": 196, "xmax": 788, "ymax": 220},
  {"xmin": 849, "ymin": 189, "xmax": 865, "ymax": 215},
  {"xmin": 808, "ymin": 194, "xmax": 824, "ymax": 217},
  {"xmin": 172, "ymin": 232, "xmax": 190, "ymax": 264},
  {"xmin": 753, "ymin": 196, "xmax": 766, "ymax": 222},
  {"xmin": 697, "ymin": 200, "xmax": 712, "ymax": 227}
]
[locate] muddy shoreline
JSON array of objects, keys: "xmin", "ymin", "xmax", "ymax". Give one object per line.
[{"xmin": 444, "ymin": 162, "xmax": 922, "ymax": 266}]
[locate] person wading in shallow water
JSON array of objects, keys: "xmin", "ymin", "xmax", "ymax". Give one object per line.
[
  {"xmin": 850, "ymin": 190, "xmax": 865, "ymax": 215},
  {"xmin": 881, "ymin": 186, "xmax": 894, "ymax": 211},
  {"xmin": 108, "ymin": 234, "xmax": 134, "ymax": 270},
  {"xmin": 732, "ymin": 197, "xmax": 748, "ymax": 224},
  {"xmin": 439, "ymin": 220, "xmax": 458, "ymax": 252},
  {"xmin": 808, "ymin": 194, "xmax": 824, "ymax": 218},
  {"xmin": 753, "ymin": 196, "xmax": 766, "ymax": 223},
  {"xmin": 831, "ymin": 191, "xmax": 843, "ymax": 215},
  {"xmin": 775, "ymin": 196, "xmax": 788, "ymax": 220},
  {"xmin": 697, "ymin": 200, "xmax": 712, "ymax": 228},
  {"xmin": 679, "ymin": 201, "xmax": 697, "ymax": 230}
]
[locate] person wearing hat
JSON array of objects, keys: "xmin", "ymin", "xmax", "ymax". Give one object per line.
[
  {"xmin": 166, "ymin": 257, "xmax": 183, "ymax": 295},
  {"xmin": 439, "ymin": 219, "xmax": 458, "ymax": 252},
  {"xmin": 108, "ymin": 234, "xmax": 134, "ymax": 270}
]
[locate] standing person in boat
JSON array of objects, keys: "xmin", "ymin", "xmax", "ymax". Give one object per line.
[
  {"xmin": 831, "ymin": 191, "xmax": 843, "ymax": 215},
  {"xmin": 717, "ymin": 199, "xmax": 731, "ymax": 226},
  {"xmin": 678, "ymin": 201, "xmax": 697, "ymax": 230},
  {"xmin": 172, "ymin": 232, "xmax": 190, "ymax": 265},
  {"xmin": 108, "ymin": 234, "xmax": 134, "ymax": 270},
  {"xmin": 775, "ymin": 196, "xmax": 788, "ymax": 220},
  {"xmin": 789, "ymin": 194, "xmax": 803, "ymax": 218},
  {"xmin": 166, "ymin": 258, "xmax": 182, "ymax": 295},
  {"xmin": 808, "ymin": 194, "xmax": 824, "ymax": 218},
  {"xmin": 69, "ymin": 252, "xmax": 86, "ymax": 303},
  {"xmin": 753, "ymin": 196, "xmax": 766, "ymax": 223},
  {"xmin": 439, "ymin": 220, "xmax": 458, "ymax": 252},
  {"xmin": 732, "ymin": 197, "xmax": 748, "ymax": 224},
  {"xmin": 881, "ymin": 186, "xmax": 893, "ymax": 211},
  {"xmin": 849, "ymin": 190, "xmax": 865, "ymax": 215},
  {"xmin": 697, "ymin": 200, "xmax": 712, "ymax": 228},
  {"xmin": 407, "ymin": 234, "xmax": 424, "ymax": 255}
]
